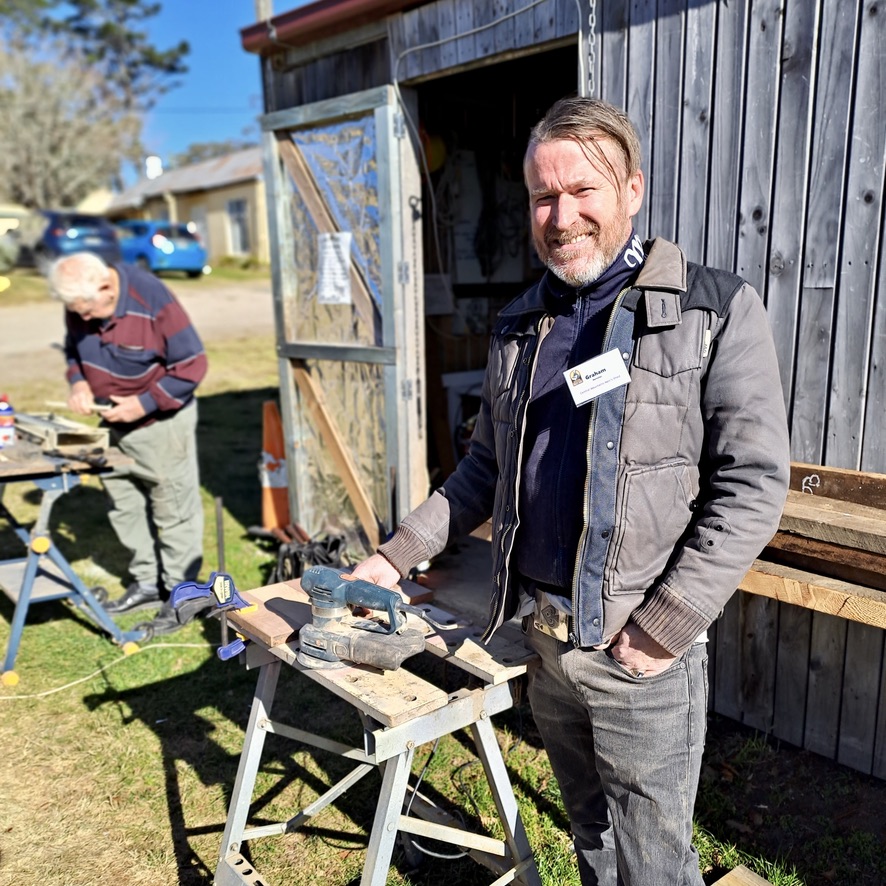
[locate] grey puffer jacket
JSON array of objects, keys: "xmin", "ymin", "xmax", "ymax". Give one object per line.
[{"xmin": 380, "ymin": 238, "xmax": 790, "ymax": 656}]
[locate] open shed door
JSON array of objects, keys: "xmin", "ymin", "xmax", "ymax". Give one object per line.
[{"xmin": 261, "ymin": 85, "xmax": 426, "ymax": 553}]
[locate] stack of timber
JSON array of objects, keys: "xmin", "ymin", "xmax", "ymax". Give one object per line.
[
  {"xmin": 745, "ymin": 463, "xmax": 886, "ymax": 623},
  {"xmin": 713, "ymin": 462, "xmax": 886, "ymax": 778}
]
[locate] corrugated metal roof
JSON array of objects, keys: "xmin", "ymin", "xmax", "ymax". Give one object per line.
[{"xmin": 108, "ymin": 147, "xmax": 263, "ymax": 211}]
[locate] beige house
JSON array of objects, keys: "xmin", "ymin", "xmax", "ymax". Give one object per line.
[{"xmin": 106, "ymin": 148, "xmax": 269, "ymax": 265}]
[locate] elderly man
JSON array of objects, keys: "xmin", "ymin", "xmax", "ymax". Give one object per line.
[
  {"xmin": 49, "ymin": 252, "xmax": 207, "ymax": 636},
  {"xmin": 352, "ymin": 96, "xmax": 790, "ymax": 884}
]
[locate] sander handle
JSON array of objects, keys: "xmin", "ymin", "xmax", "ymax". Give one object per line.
[{"xmin": 301, "ymin": 565, "xmax": 404, "ymax": 635}]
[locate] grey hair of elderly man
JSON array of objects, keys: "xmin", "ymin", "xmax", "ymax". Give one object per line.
[{"xmin": 48, "ymin": 252, "xmax": 113, "ymax": 305}]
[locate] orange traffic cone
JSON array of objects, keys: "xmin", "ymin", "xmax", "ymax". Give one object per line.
[{"xmin": 260, "ymin": 401, "xmax": 290, "ymax": 530}]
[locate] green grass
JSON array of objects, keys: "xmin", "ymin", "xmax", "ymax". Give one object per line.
[
  {"xmin": 0, "ymin": 264, "xmax": 269, "ymax": 308},
  {"xmin": 0, "ymin": 267, "xmax": 49, "ymax": 305},
  {"xmin": 1, "ymin": 324, "xmax": 885, "ymax": 885}
]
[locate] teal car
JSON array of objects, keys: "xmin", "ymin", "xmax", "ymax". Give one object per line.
[{"xmin": 115, "ymin": 220, "xmax": 208, "ymax": 277}]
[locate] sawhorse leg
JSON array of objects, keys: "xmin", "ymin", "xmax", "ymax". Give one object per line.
[
  {"xmin": 1, "ymin": 543, "xmax": 42, "ymax": 676},
  {"xmin": 364, "ymin": 702, "xmax": 541, "ymax": 886},
  {"xmin": 471, "ymin": 714, "xmax": 541, "ymax": 886},
  {"xmin": 362, "ymin": 745, "xmax": 417, "ymax": 886},
  {"xmin": 215, "ymin": 658, "xmax": 280, "ymax": 886},
  {"xmin": 214, "ymin": 659, "xmax": 541, "ymax": 886}
]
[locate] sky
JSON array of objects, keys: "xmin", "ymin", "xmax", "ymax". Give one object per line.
[{"xmin": 138, "ymin": 0, "xmax": 276, "ymax": 173}]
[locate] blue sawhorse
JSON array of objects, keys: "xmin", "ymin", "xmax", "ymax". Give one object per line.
[{"xmin": 0, "ymin": 471, "xmax": 145, "ymax": 686}]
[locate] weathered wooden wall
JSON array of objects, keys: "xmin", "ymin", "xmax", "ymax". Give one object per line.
[{"xmin": 258, "ymin": 0, "xmax": 886, "ymax": 774}]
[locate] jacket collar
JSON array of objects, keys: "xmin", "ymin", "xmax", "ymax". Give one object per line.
[
  {"xmin": 634, "ymin": 238, "xmax": 687, "ymax": 292},
  {"xmin": 620, "ymin": 238, "xmax": 686, "ymax": 312}
]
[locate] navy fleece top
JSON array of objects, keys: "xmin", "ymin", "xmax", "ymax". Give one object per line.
[{"xmin": 515, "ymin": 233, "xmax": 645, "ymax": 590}]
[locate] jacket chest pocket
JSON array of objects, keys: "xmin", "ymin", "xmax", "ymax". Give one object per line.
[{"xmin": 631, "ymin": 311, "xmax": 709, "ymax": 377}]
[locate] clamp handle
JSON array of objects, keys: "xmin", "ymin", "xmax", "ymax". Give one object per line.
[
  {"xmin": 217, "ymin": 636, "xmax": 247, "ymax": 661},
  {"xmin": 171, "ymin": 572, "xmax": 250, "ymax": 611}
]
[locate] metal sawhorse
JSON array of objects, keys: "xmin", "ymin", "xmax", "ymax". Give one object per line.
[
  {"xmin": 215, "ymin": 581, "xmax": 542, "ymax": 886},
  {"xmin": 0, "ymin": 452, "xmax": 143, "ymax": 685}
]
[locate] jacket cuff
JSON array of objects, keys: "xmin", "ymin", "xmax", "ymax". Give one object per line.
[
  {"xmin": 630, "ymin": 584, "xmax": 710, "ymax": 656},
  {"xmin": 377, "ymin": 525, "xmax": 431, "ymax": 577}
]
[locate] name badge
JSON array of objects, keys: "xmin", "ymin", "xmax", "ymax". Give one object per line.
[{"xmin": 563, "ymin": 348, "xmax": 631, "ymax": 407}]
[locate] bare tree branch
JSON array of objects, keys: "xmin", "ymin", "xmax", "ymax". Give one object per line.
[{"xmin": 0, "ymin": 39, "xmax": 141, "ymax": 207}]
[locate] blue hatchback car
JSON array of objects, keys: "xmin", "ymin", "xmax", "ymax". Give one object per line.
[
  {"xmin": 115, "ymin": 220, "xmax": 208, "ymax": 277},
  {"xmin": 35, "ymin": 210, "xmax": 122, "ymax": 273}
]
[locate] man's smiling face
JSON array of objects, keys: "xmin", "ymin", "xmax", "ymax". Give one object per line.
[{"xmin": 525, "ymin": 136, "xmax": 644, "ymax": 287}]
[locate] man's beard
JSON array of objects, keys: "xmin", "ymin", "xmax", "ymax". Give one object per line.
[{"xmin": 535, "ymin": 219, "xmax": 627, "ymax": 287}]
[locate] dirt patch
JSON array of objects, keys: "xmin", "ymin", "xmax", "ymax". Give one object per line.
[{"xmin": 699, "ymin": 714, "xmax": 886, "ymax": 885}]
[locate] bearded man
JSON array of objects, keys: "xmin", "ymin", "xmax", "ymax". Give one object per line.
[{"xmin": 352, "ymin": 96, "xmax": 790, "ymax": 884}]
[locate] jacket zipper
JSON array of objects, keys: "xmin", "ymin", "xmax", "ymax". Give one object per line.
[
  {"xmin": 569, "ymin": 286, "xmax": 631, "ymax": 646},
  {"xmin": 486, "ymin": 317, "xmax": 549, "ymax": 641}
]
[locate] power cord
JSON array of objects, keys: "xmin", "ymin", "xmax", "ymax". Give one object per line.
[{"xmin": 0, "ymin": 642, "xmax": 214, "ymax": 700}]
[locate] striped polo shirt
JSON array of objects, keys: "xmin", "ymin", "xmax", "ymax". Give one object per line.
[{"xmin": 64, "ymin": 264, "xmax": 207, "ymax": 428}]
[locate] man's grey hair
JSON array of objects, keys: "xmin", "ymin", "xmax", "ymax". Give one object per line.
[
  {"xmin": 526, "ymin": 95, "xmax": 642, "ymax": 183},
  {"xmin": 48, "ymin": 252, "xmax": 111, "ymax": 304}
]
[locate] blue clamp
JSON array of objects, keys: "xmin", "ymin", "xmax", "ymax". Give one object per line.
[
  {"xmin": 171, "ymin": 572, "xmax": 251, "ymax": 611},
  {"xmin": 170, "ymin": 572, "xmax": 254, "ymax": 662}
]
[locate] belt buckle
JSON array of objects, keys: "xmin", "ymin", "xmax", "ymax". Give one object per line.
[{"xmin": 533, "ymin": 591, "xmax": 570, "ymax": 642}]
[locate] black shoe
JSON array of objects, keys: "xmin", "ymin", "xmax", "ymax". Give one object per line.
[
  {"xmin": 145, "ymin": 602, "xmax": 185, "ymax": 636},
  {"xmin": 103, "ymin": 582, "xmax": 161, "ymax": 614}
]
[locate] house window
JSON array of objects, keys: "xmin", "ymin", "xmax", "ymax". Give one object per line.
[{"xmin": 227, "ymin": 199, "xmax": 250, "ymax": 254}]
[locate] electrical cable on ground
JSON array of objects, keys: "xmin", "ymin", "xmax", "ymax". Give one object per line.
[
  {"xmin": 404, "ymin": 738, "xmax": 470, "ymax": 861},
  {"xmin": 0, "ymin": 642, "xmax": 215, "ymax": 701}
]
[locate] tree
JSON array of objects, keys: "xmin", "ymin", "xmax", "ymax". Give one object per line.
[
  {"xmin": 0, "ymin": 39, "xmax": 140, "ymax": 208},
  {"xmin": 1, "ymin": 0, "xmax": 190, "ymax": 110},
  {"xmin": 50, "ymin": 0, "xmax": 189, "ymax": 112},
  {"xmin": 170, "ymin": 138, "xmax": 259, "ymax": 169},
  {"xmin": 0, "ymin": 0, "xmax": 53, "ymax": 24},
  {"xmin": 0, "ymin": 1, "xmax": 190, "ymax": 205}
]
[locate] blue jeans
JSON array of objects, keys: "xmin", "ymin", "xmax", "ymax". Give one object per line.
[{"xmin": 525, "ymin": 625, "xmax": 708, "ymax": 886}]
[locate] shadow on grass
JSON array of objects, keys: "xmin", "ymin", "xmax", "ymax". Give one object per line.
[
  {"xmin": 0, "ymin": 386, "xmax": 280, "ymax": 592},
  {"xmin": 81, "ymin": 637, "xmax": 541, "ymax": 885},
  {"xmin": 694, "ymin": 713, "xmax": 886, "ymax": 886},
  {"xmin": 196, "ymin": 387, "xmax": 279, "ymax": 532}
]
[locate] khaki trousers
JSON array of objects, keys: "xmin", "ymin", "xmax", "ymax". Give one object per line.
[{"xmin": 102, "ymin": 402, "xmax": 203, "ymax": 593}]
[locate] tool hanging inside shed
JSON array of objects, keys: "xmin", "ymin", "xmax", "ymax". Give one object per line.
[{"xmin": 296, "ymin": 565, "xmax": 456, "ymax": 671}]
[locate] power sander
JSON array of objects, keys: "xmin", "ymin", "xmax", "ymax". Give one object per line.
[{"xmin": 297, "ymin": 565, "xmax": 455, "ymax": 670}]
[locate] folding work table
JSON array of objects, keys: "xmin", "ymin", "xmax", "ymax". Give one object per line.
[
  {"xmin": 216, "ymin": 578, "xmax": 542, "ymax": 886},
  {"xmin": 0, "ymin": 443, "xmax": 139, "ymax": 685}
]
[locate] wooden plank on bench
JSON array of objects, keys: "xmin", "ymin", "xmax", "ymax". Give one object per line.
[
  {"xmin": 764, "ymin": 531, "xmax": 886, "ymax": 591},
  {"xmin": 790, "ymin": 462, "xmax": 886, "ymax": 509},
  {"xmin": 739, "ymin": 560, "xmax": 886, "ymax": 630},
  {"xmin": 713, "ymin": 864, "xmax": 773, "ymax": 885},
  {"xmin": 780, "ymin": 490, "xmax": 886, "ymax": 555}
]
